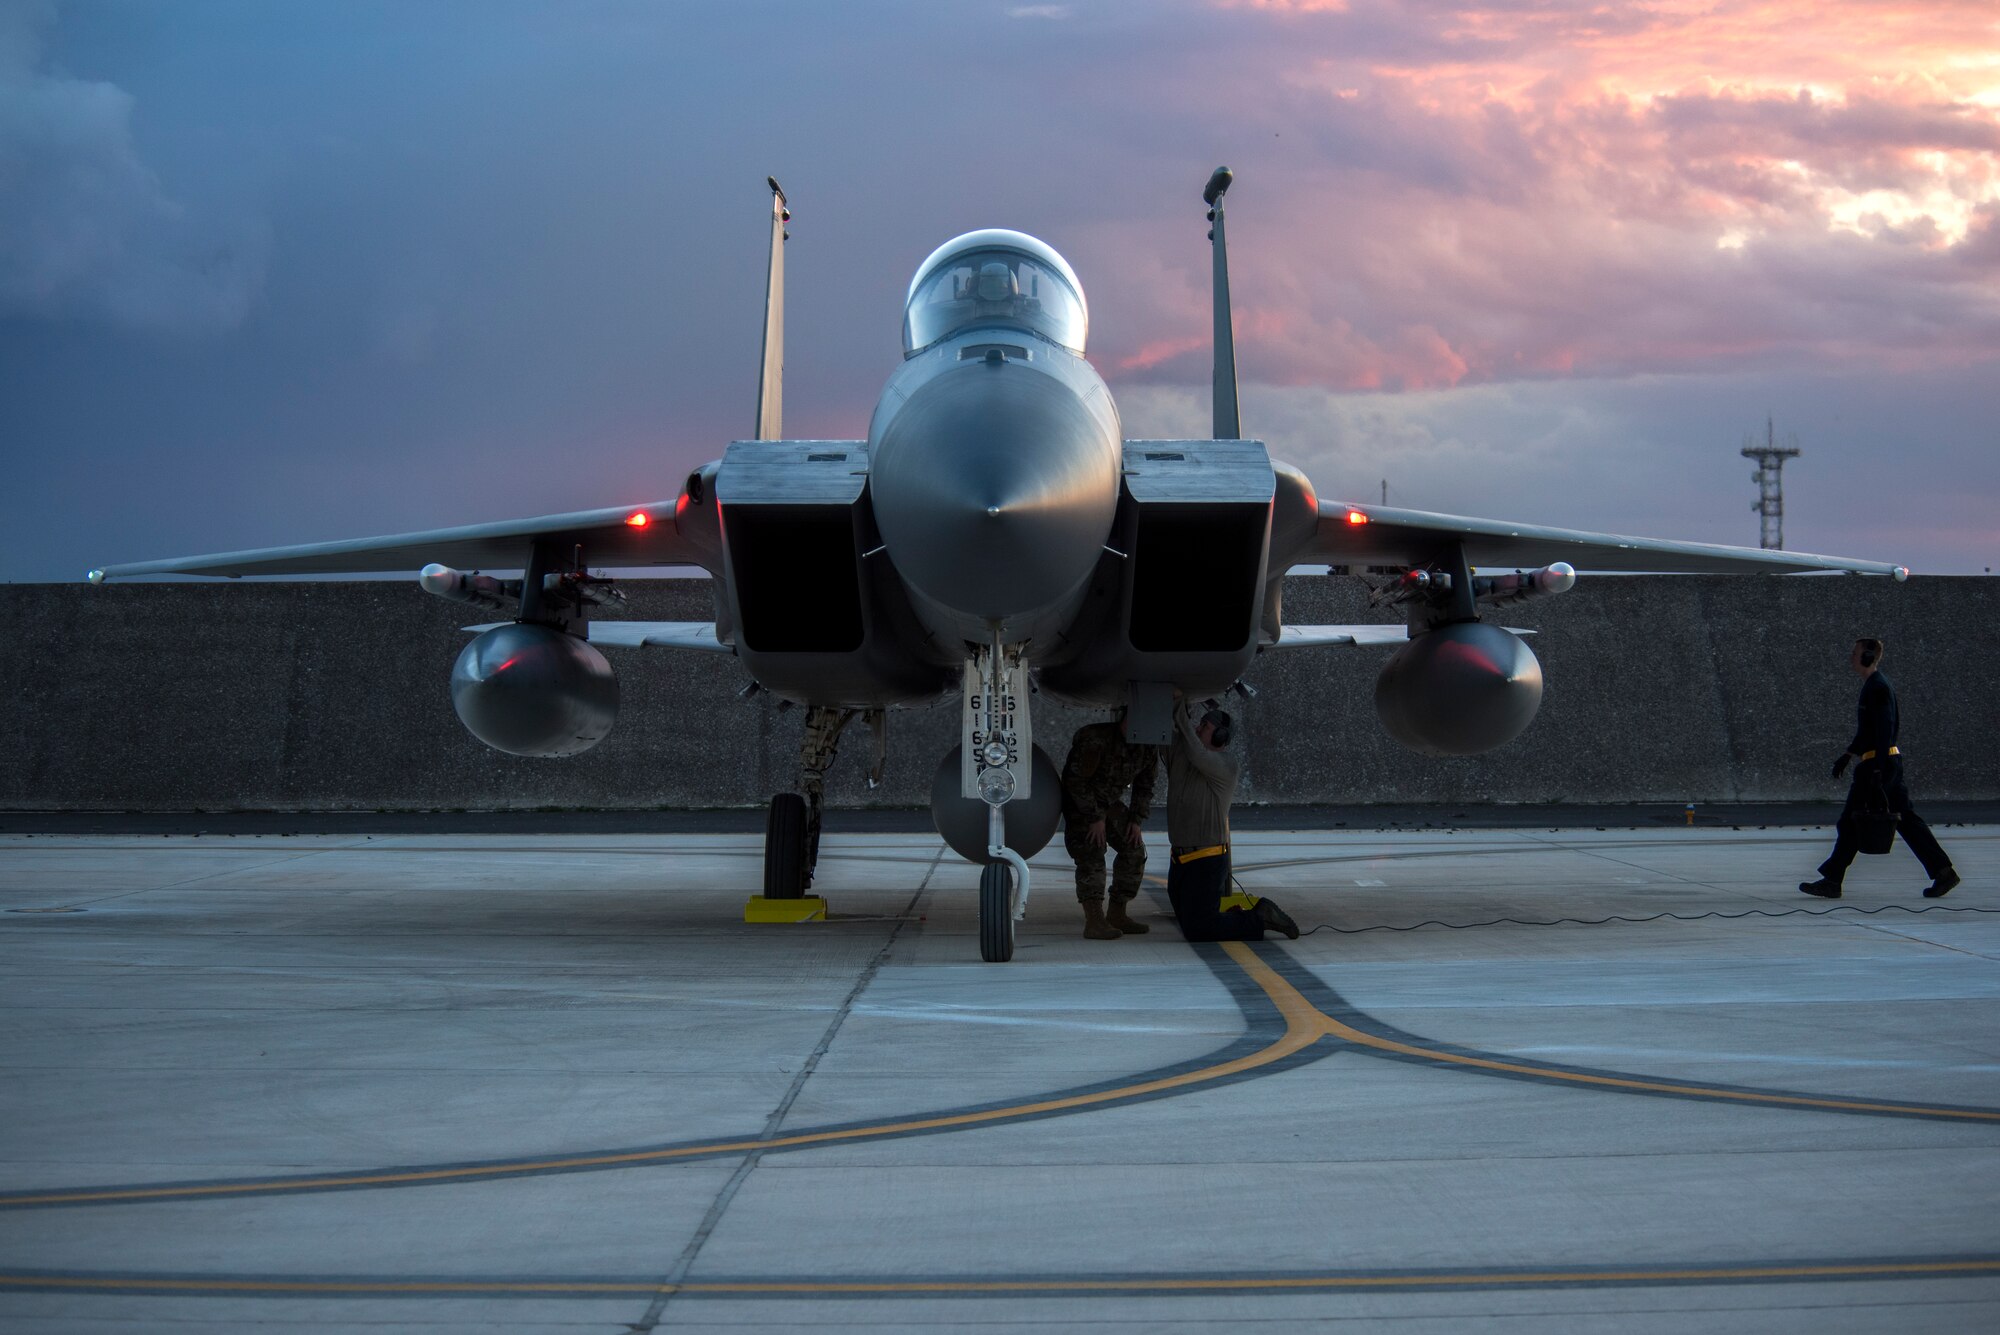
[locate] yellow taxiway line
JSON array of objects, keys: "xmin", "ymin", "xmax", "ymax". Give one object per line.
[
  {"xmin": 1245, "ymin": 938, "xmax": 2000, "ymax": 1122},
  {"xmin": 0, "ymin": 947, "xmax": 1322, "ymax": 1209},
  {"xmin": 2, "ymin": 935, "xmax": 1993, "ymax": 1212}
]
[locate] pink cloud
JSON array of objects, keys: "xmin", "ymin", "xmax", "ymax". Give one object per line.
[
  {"xmin": 1078, "ymin": 1, "xmax": 2000, "ymax": 392},
  {"xmin": 1118, "ymin": 333, "xmax": 1208, "ymax": 372}
]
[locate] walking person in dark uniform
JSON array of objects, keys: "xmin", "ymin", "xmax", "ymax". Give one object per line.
[
  {"xmin": 1059, "ymin": 711, "xmax": 1160, "ymax": 940},
  {"xmin": 1165, "ymin": 693, "xmax": 1298, "ymax": 941},
  {"xmin": 1800, "ymin": 638, "xmax": 1959, "ymax": 899}
]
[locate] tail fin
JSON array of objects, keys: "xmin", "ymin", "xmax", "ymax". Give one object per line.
[
  {"xmin": 1203, "ymin": 166, "xmax": 1240, "ymax": 441},
  {"xmin": 755, "ymin": 177, "xmax": 789, "ymax": 440}
]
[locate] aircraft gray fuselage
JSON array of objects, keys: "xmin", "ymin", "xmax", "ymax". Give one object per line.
[
  {"xmin": 695, "ymin": 227, "xmax": 1287, "ymax": 714},
  {"xmin": 867, "ymin": 326, "xmax": 1122, "ymax": 652}
]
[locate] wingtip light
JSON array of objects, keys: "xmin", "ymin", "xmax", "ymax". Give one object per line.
[
  {"xmin": 1345, "ymin": 509, "xmax": 1369, "ymax": 526},
  {"xmin": 86, "ymin": 569, "xmax": 105, "ymax": 585},
  {"xmin": 625, "ymin": 511, "xmax": 650, "ymax": 528}
]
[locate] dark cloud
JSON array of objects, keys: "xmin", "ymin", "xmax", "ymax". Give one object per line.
[{"xmin": 0, "ymin": 0, "xmax": 266, "ymax": 332}]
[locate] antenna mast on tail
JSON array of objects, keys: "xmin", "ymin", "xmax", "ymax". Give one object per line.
[
  {"xmin": 755, "ymin": 177, "xmax": 789, "ymax": 440},
  {"xmin": 1204, "ymin": 166, "xmax": 1240, "ymax": 441}
]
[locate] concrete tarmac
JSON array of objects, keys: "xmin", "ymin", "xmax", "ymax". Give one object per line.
[{"xmin": 1, "ymin": 825, "xmax": 1997, "ymax": 1332}]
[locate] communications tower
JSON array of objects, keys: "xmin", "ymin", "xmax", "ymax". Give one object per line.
[{"xmin": 1741, "ymin": 416, "xmax": 1801, "ymax": 550}]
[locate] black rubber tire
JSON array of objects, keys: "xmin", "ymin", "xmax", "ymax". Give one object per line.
[
  {"xmin": 764, "ymin": 793, "xmax": 809, "ymax": 899},
  {"xmin": 979, "ymin": 861, "xmax": 1014, "ymax": 963}
]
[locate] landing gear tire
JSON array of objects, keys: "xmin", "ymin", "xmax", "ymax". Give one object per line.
[
  {"xmin": 979, "ymin": 861, "xmax": 1015, "ymax": 963},
  {"xmin": 764, "ymin": 793, "xmax": 809, "ymax": 899}
]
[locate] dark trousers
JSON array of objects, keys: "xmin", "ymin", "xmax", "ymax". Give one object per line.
[
  {"xmin": 1820, "ymin": 757, "xmax": 1953, "ymax": 885},
  {"xmin": 1166, "ymin": 847, "xmax": 1264, "ymax": 942}
]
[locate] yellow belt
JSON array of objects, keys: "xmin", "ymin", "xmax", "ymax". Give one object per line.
[
  {"xmin": 1175, "ymin": 845, "xmax": 1228, "ymax": 865},
  {"xmin": 1858, "ymin": 747, "xmax": 1900, "ymax": 761}
]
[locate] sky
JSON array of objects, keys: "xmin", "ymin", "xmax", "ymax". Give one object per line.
[{"xmin": 3, "ymin": 0, "xmax": 1996, "ymax": 580}]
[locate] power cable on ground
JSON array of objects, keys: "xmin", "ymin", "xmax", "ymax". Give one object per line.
[{"xmin": 1291, "ymin": 901, "xmax": 1998, "ymax": 935}]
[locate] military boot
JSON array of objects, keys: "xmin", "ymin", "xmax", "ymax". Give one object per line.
[
  {"xmin": 1105, "ymin": 900, "xmax": 1151, "ymax": 934},
  {"xmin": 1080, "ymin": 901, "xmax": 1123, "ymax": 940}
]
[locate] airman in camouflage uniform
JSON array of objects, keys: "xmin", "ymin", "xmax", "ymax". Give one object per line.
[
  {"xmin": 1060, "ymin": 714, "xmax": 1160, "ymax": 940},
  {"xmin": 795, "ymin": 705, "xmax": 886, "ymax": 884}
]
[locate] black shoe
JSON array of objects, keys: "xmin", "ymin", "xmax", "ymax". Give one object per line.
[
  {"xmin": 1799, "ymin": 879, "xmax": 1841, "ymax": 899},
  {"xmin": 1923, "ymin": 869, "xmax": 1961, "ymax": 899},
  {"xmin": 1255, "ymin": 898, "xmax": 1301, "ymax": 940}
]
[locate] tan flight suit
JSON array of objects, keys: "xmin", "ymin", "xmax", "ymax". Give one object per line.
[{"xmin": 1165, "ymin": 699, "xmax": 1260, "ymax": 941}]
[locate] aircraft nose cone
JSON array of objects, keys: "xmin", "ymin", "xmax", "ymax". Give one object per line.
[{"xmin": 871, "ymin": 361, "xmax": 1119, "ymax": 619}]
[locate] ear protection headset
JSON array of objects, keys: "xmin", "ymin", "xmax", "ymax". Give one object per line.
[
  {"xmin": 1200, "ymin": 708, "xmax": 1233, "ymax": 748},
  {"xmin": 1857, "ymin": 639, "xmax": 1883, "ymax": 668}
]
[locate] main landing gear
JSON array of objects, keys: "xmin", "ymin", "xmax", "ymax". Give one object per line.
[
  {"xmin": 763, "ymin": 792, "xmax": 809, "ymax": 898},
  {"xmin": 761, "ymin": 705, "xmax": 886, "ymax": 900}
]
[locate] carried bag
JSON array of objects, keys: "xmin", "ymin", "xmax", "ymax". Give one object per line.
[{"xmin": 1852, "ymin": 774, "xmax": 1899, "ymax": 855}]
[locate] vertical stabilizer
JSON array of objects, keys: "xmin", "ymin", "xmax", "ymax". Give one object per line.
[
  {"xmin": 1203, "ymin": 166, "xmax": 1240, "ymax": 441},
  {"xmin": 755, "ymin": 178, "xmax": 789, "ymax": 440}
]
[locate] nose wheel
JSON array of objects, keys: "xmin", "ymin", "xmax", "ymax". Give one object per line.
[{"xmin": 979, "ymin": 861, "xmax": 1014, "ymax": 962}]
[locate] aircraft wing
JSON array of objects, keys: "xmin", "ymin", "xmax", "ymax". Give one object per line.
[
  {"xmin": 462, "ymin": 620, "xmax": 729, "ymax": 652},
  {"xmin": 580, "ymin": 622, "xmax": 729, "ymax": 652},
  {"xmin": 90, "ymin": 500, "xmax": 707, "ymax": 580},
  {"xmin": 1296, "ymin": 502, "xmax": 1909, "ymax": 577},
  {"xmin": 1263, "ymin": 624, "xmax": 1540, "ymax": 651},
  {"xmin": 1266, "ymin": 624, "xmax": 1410, "ymax": 649}
]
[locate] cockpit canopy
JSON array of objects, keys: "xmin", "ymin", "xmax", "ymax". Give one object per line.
[{"xmin": 903, "ymin": 229, "xmax": 1088, "ymax": 357}]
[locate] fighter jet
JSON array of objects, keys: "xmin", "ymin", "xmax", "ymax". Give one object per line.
[{"xmin": 91, "ymin": 170, "xmax": 1907, "ymax": 961}]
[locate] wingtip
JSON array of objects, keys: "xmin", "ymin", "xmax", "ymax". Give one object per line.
[{"xmin": 85, "ymin": 569, "xmax": 105, "ymax": 585}]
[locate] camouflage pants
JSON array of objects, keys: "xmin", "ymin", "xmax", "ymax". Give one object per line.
[
  {"xmin": 1063, "ymin": 801, "xmax": 1147, "ymax": 905},
  {"xmin": 798, "ymin": 706, "xmax": 856, "ymax": 819},
  {"xmin": 799, "ymin": 705, "xmax": 871, "ymax": 878}
]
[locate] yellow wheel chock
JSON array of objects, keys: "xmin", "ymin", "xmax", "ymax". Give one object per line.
[{"xmin": 744, "ymin": 895, "xmax": 828, "ymax": 923}]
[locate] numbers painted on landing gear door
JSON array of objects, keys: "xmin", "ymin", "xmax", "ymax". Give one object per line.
[{"xmin": 961, "ymin": 656, "xmax": 1032, "ymax": 801}]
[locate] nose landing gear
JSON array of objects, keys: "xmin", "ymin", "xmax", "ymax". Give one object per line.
[
  {"xmin": 979, "ymin": 861, "xmax": 1014, "ymax": 962},
  {"xmin": 966, "ymin": 636, "xmax": 1033, "ymax": 963}
]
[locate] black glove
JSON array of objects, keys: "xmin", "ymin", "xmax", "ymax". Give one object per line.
[{"xmin": 1831, "ymin": 752, "xmax": 1852, "ymax": 780}]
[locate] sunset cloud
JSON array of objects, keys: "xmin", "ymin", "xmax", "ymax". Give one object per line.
[
  {"xmin": 1118, "ymin": 333, "xmax": 1208, "ymax": 372},
  {"xmin": 1081, "ymin": 1, "xmax": 2000, "ymax": 392}
]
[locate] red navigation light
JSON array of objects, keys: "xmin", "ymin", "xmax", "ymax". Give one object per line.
[
  {"xmin": 1346, "ymin": 509, "xmax": 1369, "ymax": 525},
  {"xmin": 625, "ymin": 511, "xmax": 650, "ymax": 528}
]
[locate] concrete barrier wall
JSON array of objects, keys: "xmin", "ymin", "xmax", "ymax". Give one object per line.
[{"xmin": 2, "ymin": 576, "xmax": 1993, "ymax": 811}]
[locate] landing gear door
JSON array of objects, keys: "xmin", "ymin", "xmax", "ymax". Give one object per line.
[{"xmin": 961, "ymin": 653, "xmax": 1032, "ymax": 801}]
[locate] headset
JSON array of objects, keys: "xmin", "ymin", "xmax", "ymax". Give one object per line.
[
  {"xmin": 1199, "ymin": 707, "xmax": 1233, "ymax": 748},
  {"xmin": 1856, "ymin": 638, "xmax": 1883, "ymax": 668}
]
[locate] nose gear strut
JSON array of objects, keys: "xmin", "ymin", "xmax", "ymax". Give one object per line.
[{"xmin": 966, "ymin": 632, "xmax": 1033, "ymax": 961}]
